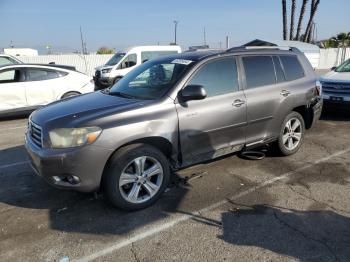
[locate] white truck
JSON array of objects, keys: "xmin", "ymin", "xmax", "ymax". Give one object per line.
[{"xmin": 94, "ymin": 45, "xmax": 181, "ymax": 89}]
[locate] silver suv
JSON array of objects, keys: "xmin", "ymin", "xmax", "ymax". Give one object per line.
[{"xmin": 25, "ymin": 47, "xmax": 323, "ymax": 210}]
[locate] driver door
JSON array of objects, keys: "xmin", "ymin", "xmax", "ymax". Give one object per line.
[{"xmin": 176, "ymin": 57, "xmax": 247, "ymax": 166}]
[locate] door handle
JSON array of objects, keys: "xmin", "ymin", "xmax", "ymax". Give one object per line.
[
  {"xmin": 281, "ymin": 90, "xmax": 291, "ymax": 97},
  {"xmin": 232, "ymin": 99, "xmax": 245, "ymax": 107}
]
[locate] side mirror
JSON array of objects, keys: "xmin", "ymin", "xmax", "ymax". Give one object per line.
[
  {"xmin": 179, "ymin": 85, "xmax": 207, "ymax": 102},
  {"xmin": 331, "ymin": 66, "xmax": 337, "ymax": 71}
]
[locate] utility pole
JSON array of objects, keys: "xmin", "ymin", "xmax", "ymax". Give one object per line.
[
  {"xmin": 203, "ymin": 27, "xmax": 207, "ymax": 46},
  {"xmin": 80, "ymin": 26, "xmax": 87, "ymax": 54},
  {"xmin": 10, "ymin": 40, "xmax": 14, "ymax": 48},
  {"xmin": 173, "ymin": 20, "xmax": 179, "ymax": 45},
  {"xmin": 225, "ymin": 36, "xmax": 230, "ymax": 49}
]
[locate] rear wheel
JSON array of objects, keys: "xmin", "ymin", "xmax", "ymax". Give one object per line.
[
  {"xmin": 275, "ymin": 111, "xmax": 305, "ymax": 156},
  {"xmin": 103, "ymin": 144, "xmax": 170, "ymax": 210}
]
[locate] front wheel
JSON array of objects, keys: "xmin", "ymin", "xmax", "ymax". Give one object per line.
[
  {"xmin": 275, "ymin": 112, "xmax": 305, "ymax": 156},
  {"xmin": 103, "ymin": 144, "xmax": 170, "ymax": 210}
]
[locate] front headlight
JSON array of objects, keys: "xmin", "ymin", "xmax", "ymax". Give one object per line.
[
  {"xmin": 49, "ymin": 127, "xmax": 102, "ymax": 148},
  {"xmin": 102, "ymin": 68, "xmax": 112, "ymax": 74}
]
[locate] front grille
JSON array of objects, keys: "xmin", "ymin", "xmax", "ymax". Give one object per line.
[
  {"xmin": 29, "ymin": 121, "xmax": 43, "ymax": 148},
  {"xmin": 322, "ymin": 82, "xmax": 350, "ymax": 95}
]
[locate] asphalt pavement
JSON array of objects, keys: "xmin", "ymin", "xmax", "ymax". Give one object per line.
[{"xmin": 1, "ymin": 96, "xmax": 350, "ymax": 261}]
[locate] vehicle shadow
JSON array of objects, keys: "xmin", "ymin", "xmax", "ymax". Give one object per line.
[
  {"xmin": 320, "ymin": 104, "xmax": 350, "ymax": 121},
  {"xmin": 218, "ymin": 203, "xmax": 350, "ymax": 261}
]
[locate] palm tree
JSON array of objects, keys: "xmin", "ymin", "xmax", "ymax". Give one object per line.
[
  {"xmin": 295, "ymin": 0, "xmax": 308, "ymax": 41},
  {"xmin": 289, "ymin": 0, "xmax": 296, "ymax": 40},
  {"xmin": 304, "ymin": 0, "xmax": 321, "ymax": 43},
  {"xmin": 282, "ymin": 0, "xmax": 288, "ymax": 40}
]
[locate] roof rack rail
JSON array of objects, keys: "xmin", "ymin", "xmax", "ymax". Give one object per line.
[{"xmin": 226, "ymin": 45, "xmax": 301, "ymax": 53}]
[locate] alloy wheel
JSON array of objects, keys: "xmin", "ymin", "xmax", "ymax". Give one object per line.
[{"xmin": 282, "ymin": 117, "xmax": 302, "ymax": 151}]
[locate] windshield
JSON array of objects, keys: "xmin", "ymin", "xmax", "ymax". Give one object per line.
[
  {"xmin": 335, "ymin": 59, "xmax": 350, "ymax": 72},
  {"xmin": 105, "ymin": 53, "xmax": 126, "ymax": 66},
  {"xmin": 109, "ymin": 57, "xmax": 193, "ymax": 100}
]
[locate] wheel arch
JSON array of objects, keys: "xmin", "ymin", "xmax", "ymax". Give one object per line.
[{"xmin": 291, "ymin": 105, "xmax": 313, "ymax": 129}]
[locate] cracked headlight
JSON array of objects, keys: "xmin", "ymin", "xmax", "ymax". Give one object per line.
[{"xmin": 49, "ymin": 127, "xmax": 102, "ymax": 148}]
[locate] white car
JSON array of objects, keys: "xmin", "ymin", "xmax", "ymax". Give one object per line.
[
  {"xmin": 321, "ymin": 59, "xmax": 350, "ymax": 105},
  {"xmin": 94, "ymin": 45, "xmax": 182, "ymax": 89},
  {"xmin": 0, "ymin": 54, "xmax": 23, "ymax": 66},
  {"xmin": 0, "ymin": 64, "xmax": 94, "ymax": 116}
]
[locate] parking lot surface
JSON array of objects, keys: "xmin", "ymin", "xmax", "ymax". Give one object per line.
[{"xmin": 1, "ymin": 106, "xmax": 350, "ymax": 262}]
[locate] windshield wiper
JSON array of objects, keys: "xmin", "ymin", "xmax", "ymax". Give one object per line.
[{"xmin": 109, "ymin": 91, "xmax": 138, "ymax": 99}]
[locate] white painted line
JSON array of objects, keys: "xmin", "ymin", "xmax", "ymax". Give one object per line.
[
  {"xmin": 0, "ymin": 160, "xmax": 30, "ymax": 170},
  {"xmin": 74, "ymin": 147, "xmax": 350, "ymax": 262}
]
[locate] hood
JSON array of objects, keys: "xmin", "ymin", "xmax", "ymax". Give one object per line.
[
  {"xmin": 95, "ymin": 65, "xmax": 113, "ymax": 71},
  {"xmin": 31, "ymin": 91, "xmax": 150, "ymax": 128},
  {"xmin": 321, "ymin": 71, "xmax": 350, "ymax": 83}
]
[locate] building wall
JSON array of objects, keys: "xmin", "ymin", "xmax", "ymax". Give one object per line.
[{"xmin": 17, "ymin": 49, "xmax": 350, "ymax": 76}]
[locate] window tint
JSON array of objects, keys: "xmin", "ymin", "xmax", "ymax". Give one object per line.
[
  {"xmin": 0, "ymin": 69, "xmax": 20, "ymax": 83},
  {"xmin": 243, "ymin": 56, "xmax": 276, "ymax": 88},
  {"xmin": 280, "ymin": 55, "xmax": 304, "ymax": 81},
  {"xmin": 25, "ymin": 68, "xmax": 60, "ymax": 81},
  {"xmin": 188, "ymin": 58, "xmax": 239, "ymax": 97},
  {"xmin": 273, "ymin": 56, "xmax": 286, "ymax": 83},
  {"xmin": 141, "ymin": 51, "xmax": 178, "ymax": 63},
  {"xmin": 118, "ymin": 54, "xmax": 137, "ymax": 69}
]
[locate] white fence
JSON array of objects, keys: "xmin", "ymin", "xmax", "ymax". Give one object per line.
[
  {"xmin": 19, "ymin": 54, "xmax": 114, "ymax": 77},
  {"xmin": 319, "ymin": 48, "xmax": 350, "ymax": 69},
  {"xmin": 17, "ymin": 48, "xmax": 350, "ymax": 75}
]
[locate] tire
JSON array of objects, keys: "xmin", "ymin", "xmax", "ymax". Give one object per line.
[
  {"xmin": 61, "ymin": 91, "xmax": 80, "ymax": 99},
  {"xmin": 275, "ymin": 111, "xmax": 305, "ymax": 156},
  {"xmin": 103, "ymin": 143, "xmax": 171, "ymax": 210}
]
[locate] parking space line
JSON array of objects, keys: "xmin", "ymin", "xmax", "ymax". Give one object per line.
[
  {"xmin": 74, "ymin": 147, "xmax": 350, "ymax": 262},
  {"xmin": 0, "ymin": 160, "xmax": 30, "ymax": 170},
  {"xmin": 0, "ymin": 125, "xmax": 26, "ymax": 131}
]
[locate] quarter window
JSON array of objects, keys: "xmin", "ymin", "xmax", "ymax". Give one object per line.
[
  {"xmin": 0, "ymin": 69, "xmax": 20, "ymax": 83},
  {"xmin": 280, "ymin": 55, "xmax": 304, "ymax": 81},
  {"xmin": 242, "ymin": 56, "xmax": 276, "ymax": 88},
  {"xmin": 25, "ymin": 68, "xmax": 60, "ymax": 81},
  {"xmin": 188, "ymin": 57, "xmax": 239, "ymax": 97}
]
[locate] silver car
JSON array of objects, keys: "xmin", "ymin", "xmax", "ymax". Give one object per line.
[{"xmin": 25, "ymin": 47, "xmax": 323, "ymax": 210}]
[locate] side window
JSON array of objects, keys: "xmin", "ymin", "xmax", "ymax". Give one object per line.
[
  {"xmin": 242, "ymin": 56, "xmax": 276, "ymax": 89},
  {"xmin": 188, "ymin": 57, "xmax": 239, "ymax": 97},
  {"xmin": 279, "ymin": 55, "xmax": 305, "ymax": 81},
  {"xmin": 25, "ymin": 68, "xmax": 60, "ymax": 81},
  {"xmin": 0, "ymin": 69, "xmax": 21, "ymax": 83},
  {"xmin": 273, "ymin": 56, "xmax": 286, "ymax": 83},
  {"xmin": 118, "ymin": 54, "xmax": 137, "ymax": 69},
  {"xmin": 141, "ymin": 51, "xmax": 178, "ymax": 63}
]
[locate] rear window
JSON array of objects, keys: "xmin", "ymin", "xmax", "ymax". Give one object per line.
[
  {"xmin": 280, "ymin": 55, "xmax": 304, "ymax": 81},
  {"xmin": 242, "ymin": 56, "xmax": 276, "ymax": 88}
]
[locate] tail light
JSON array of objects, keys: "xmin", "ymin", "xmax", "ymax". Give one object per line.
[{"xmin": 315, "ymin": 80, "xmax": 322, "ymax": 96}]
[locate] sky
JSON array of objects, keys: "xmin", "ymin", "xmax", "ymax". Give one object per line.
[{"xmin": 1, "ymin": 0, "xmax": 349, "ymax": 54}]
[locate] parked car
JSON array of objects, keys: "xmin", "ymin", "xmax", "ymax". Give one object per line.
[
  {"xmin": 94, "ymin": 45, "xmax": 182, "ymax": 90},
  {"xmin": 0, "ymin": 54, "xmax": 23, "ymax": 65},
  {"xmin": 25, "ymin": 47, "xmax": 322, "ymax": 210},
  {"xmin": 0, "ymin": 64, "xmax": 94, "ymax": 117},
  {"xmin": 321, "ymin": 59, "xmax": 350, "ymax": 105}
]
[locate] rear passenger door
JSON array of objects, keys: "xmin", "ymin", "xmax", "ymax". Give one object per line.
[
  {"xmin": 23, "ymin": 67, "xmax": 61, "ymax": 106},
  {"xmin": 176, "ymin": 57, "xmax": 247, "ymax": 165},
  {"xmin": 241, "ymin": 55, "xmax": 286, "ymax": 144}
]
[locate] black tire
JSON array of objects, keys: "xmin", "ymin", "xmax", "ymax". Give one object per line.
[
  {"xmin": 103, "ymin": 143, "xmax": 170, "ymax": 210},
  {"xmin": 61, "ymin": 91, "xmax": 80, "ymax": 99},
  {"xmin": 275, "ymin": 111, "xmax": 305, "ymax": 156}
]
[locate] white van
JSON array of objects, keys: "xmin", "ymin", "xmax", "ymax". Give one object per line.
[{"xmin": 94, "ymin": 45, "xmax": 182, "ymax": 89}]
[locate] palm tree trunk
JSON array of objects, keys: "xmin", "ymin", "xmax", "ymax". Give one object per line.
[
  {"xmin": 282, "ymin": 0, "xmax": 288, "ymax": 40},
  {"xmin": 304, "ymin": 0, "xmax": 320, "ymax": 42},
  {"xmin": 289, "ymin": 0, "xmax": 296, "ymax": 40},
  {"xmin": 296, "ymin": 0, "xmax": 308, "ymax": 40}
]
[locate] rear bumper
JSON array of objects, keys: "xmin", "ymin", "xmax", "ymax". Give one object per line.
[{"xmin": 25, "ymin": 132, "xmax": 113, "ymax": 192}]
